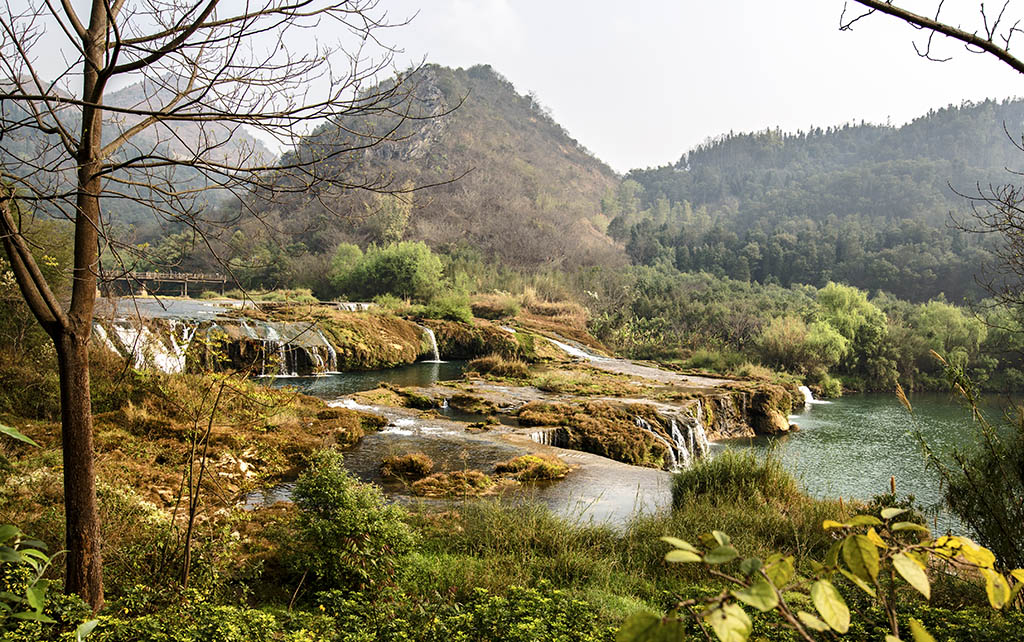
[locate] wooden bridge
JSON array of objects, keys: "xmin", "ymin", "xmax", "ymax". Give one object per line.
[{"xmin": 100, "ymin": 271, "xmax": 228, "ymax": 297}]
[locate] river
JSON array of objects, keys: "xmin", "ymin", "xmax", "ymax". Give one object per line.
[
  {"xmin": 723, "ymin": 391, "xmax": 1016, "ymax": 534},
  {"xmin": 264, "ymin": 363, "xmax": 1012, "ymax": 533}
]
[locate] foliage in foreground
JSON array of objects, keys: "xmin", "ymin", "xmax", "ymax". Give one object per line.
[
  {"xmin": 289, "ymin": 448, "xmax": 416, "ymax": 592},
  {"xmin": 909, "ymin": 361, "xmax": 1024, "ymax": 570},
  {"xmin": 622, "ymin": 508, "xmax": 1024, "ymax": 642}
]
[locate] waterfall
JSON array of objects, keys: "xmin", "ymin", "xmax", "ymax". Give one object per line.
[
  {"xmin": 421, "ymin": 326, "xmax": 442, "ymax": 362},
  {"xmin": 692, "ymin": 401, "xmax": 711, "ymax": 456},
  {"xmin": 635, "ymin": 416, "xmax": 678, "ymax": 470},
  {"xmin": 316, "ymin": 330, "xmax": 339, "ymax": 373},
  {"xmin": 669, "ymin": 419, "xmax": 692, "ymax": 467},
  {"xmin": 799, "ymin": 385, "xmax": 814, "ymax": 405}
]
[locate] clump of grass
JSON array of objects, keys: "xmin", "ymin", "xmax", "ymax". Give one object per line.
[
  {"xmin": 671, "ymin": 449, "xmax": 798, "ymax": 508},
  {"xmin": 733, "ymin": 362, "xmax": 773, "ymax": 380},
  {"xmin": 411, "ymin": 470, "xmax": 496, "ymax": 497},
  {"xmin": 494, "ymin": 454, "xmax": 570, "ymax": 480},
  {"xmin": 467, "ymin": 354, "xmax": 530, "ymax": 378},
  {"xmin": 521, "ymin": 288, "xmax": 588, "ymax": 329},
  {"xmin": 529, "ymin": 367, "xmax": 640, "ymax": 397},
  {"xmin": 380, "ymin": 453, "xmax": 434, "ymax": 480},
  {"xmin": 470, "ymin": 292, "xmax": 521, "ymax": 320},
  {"xmin": 447, "ymin": 393, "xmax": 499, "ymax": 416},
  {"xmin": 682, "ymin": 348, "xmax": 748, "ymax": 374}
]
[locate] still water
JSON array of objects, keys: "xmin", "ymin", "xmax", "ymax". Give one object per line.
[
  {"xmin": 723, "ymin": 392, "xmax": 1016, "ymax": 533},
  {"xmin": 266, "ymin": 360, "xmax": 467, "ymax": 396}
]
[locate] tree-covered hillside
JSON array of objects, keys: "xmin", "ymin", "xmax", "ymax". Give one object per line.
[
  {"xmin": 237, "ymin": 64, "xmax": 624, "ymax": 278},
  {"xmin": 612, "ymin": 99, "xmax": 1024, "ymax": 302}
]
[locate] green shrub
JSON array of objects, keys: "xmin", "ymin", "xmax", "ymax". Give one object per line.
[
  {"xmin": 816, "ymin": 373, "xmax": 843, "ymax": 398},
  {"xmin": 421, "ymin": 292, "xmax": 473, "ymax": 324},
  {"xmin": 338, "ymin": 242, "xmax": 444, "ymax": 303},
  {"xmin": 289, "ymin": 449, "xmax": 416, "ymax": 591},
  {"xmin": 683, "ymin": 349, "xmax": 746, "ymax": 374}
]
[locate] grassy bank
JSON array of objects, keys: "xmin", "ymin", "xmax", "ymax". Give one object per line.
[{"xmin": 6, "ymin": 423, "xmax": 1020, "ymax": 642}]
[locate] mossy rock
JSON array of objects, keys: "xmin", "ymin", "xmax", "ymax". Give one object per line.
[
  {"xmin": 749, "ymin": 384, "xmax": 794, "ymax": 436},
  {"xmin": 516, "ymin": 401, "xmax": 671, "ymax": 469},
  {"xmin": 380, "ymin": 383, "xmax": 438, "ymax": 410},
  {"xmin": 411, "ymin": 470, "xmax": 497, "ymax": 497},
  {"xmin": 494, "ymin": 454, "xmax": 570, "ymax": 480},
  {"xmin": 423, "ymin": 319, "xmax": 521, "ymax": 360},
  {"xmin": 448, "ymin": 393, "xmax": 500, "ymax": 416},
  {"xmin": 381, "ymin": 453, "xmax": 434, "ymax": 480}
]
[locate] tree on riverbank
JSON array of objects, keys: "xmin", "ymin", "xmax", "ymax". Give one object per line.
[{"xmin": 0, "ymin": 0, "xmax": 435, "ymax": 609}]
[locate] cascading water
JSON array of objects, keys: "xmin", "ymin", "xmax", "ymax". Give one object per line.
[
  {"xmin": 799, "ymin": 385, "xmax": 814, "ymax": 405},
  {"xmin": 669, "ymin": 419, "xmax": 692, "ymax": 467},
  {"xmin": 316, "ymin": 330, "xmax": 339, "ymax": 373},
  {"xmin": 420, "ymin": 326, "xmax": 442, "ymax": 362},
  {"xmin": 635, "ymin": 416, "xmax": 678, "ymax": 470}
]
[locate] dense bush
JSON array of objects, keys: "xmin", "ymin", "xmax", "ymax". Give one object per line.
[
  {"xmin": 289, "ymin": 449, "xmax": 416, "ymax": 591},
  {"xmin": 331, "ymin": 242, "xmax": 443, "ymax": 302}
]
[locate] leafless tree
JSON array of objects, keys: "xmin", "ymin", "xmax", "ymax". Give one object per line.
[
  {"xmin": 841, "ymin": 1, "xmax": 1024, "ymax": 305},
  {"xmin": 0, "ymin": 0, "xmax": 437, "ymax": 610}
]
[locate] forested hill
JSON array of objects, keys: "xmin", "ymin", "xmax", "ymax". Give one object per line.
[
  {"xmin": 248, "ymin": 64, "xmax": 624, "ymax": 272},
  {"xmin": 611, "ymin": 99, "xmax": 1024, "ymax": 302}
]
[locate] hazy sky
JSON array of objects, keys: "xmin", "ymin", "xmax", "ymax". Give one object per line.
[{"xmin": 375, "ymin": 0, "xmax": 1024, "ymax": 173}]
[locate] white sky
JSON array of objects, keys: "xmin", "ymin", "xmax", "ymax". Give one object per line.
[
  {"xmin": 374, "ymin": 0, "xmax": 1024, "ymax": 173},
  {"xmin": 18, "ymin": 0, "xmax": 1024, "ymax": 173}
]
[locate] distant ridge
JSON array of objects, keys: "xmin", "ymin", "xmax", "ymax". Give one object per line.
[{"xmin": 612, "ymin": 98, "xmax": 1024, "ymax": 301}]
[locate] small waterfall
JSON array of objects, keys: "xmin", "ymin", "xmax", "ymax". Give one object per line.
[
  {"xmin": 421, "ymin": 326, "xmax": 442, "ymax": 362},
  {"xmin": 799, "ymin": 385, "xmax": 814, "ymax": 405},
  {"xmin": 635, "ymin": 416, "xmax": 678, "ymax": 470},
  {"xmin": 669, "ymin": 419, "xmax": 692, "ymax": 467},
  {"xmin": 316, "ymin": 330, "xmax": 339, "ymax": 373},
  {"xmin": 529, "ymin": 427, "xmax": 567, "ymax": 447},
  {"xmin": 692, "ymin": 401, "xmax": 711, "ymax": 456}
]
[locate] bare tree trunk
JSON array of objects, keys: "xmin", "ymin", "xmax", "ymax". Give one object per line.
[{"xmin": 55, "ymin": 330, "xmax": 103, "ymax": 609}]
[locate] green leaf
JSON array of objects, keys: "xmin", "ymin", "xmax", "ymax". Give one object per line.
[
  {"xmin": 893, "ymin": 553, "xmax": 931, "ymax": 600},
  {"xmin": 76, "ymin": 620, "xmax": 99, "ymax": 641},
  {"xmin": 764, "ymin": 554, "xmax": 795, "ymax": 588},
  {"xmin": 811, "ymin": 579, "xmax": 850, "ymax": 633},
  {"xmin": 731, "ymin": 578, "xmax": 779, "ymax": 612},
  {"xmin": 0, "ymin": 525, "xmax": 19, "ymax": 543},
  {"xmin": 0, "ymin": 423, "xmax": 39, "ymax": 447},
  {"xmin": 660, "ymin": 536, "xmax": 699, "ymax": 553},
  {"xmin": 665, "ymin": 549, "xmax": 702, "ymax": 563},
  {"xmin": 838, "ymin": 567, "xmax": 877, "ymax": 597},
  {"xmin": 822, "ymin": 519, "xmax": 849, "ymax": 530},
  {"xmin": 885, "ymin": 636, "xmax": 902, "ymax": 642},
  {"xmin": 26, "ymin": 581, "xmax": 47, "ymax": 610},
  {"xmin": 881, "ymin": 507, "xmax": 908, "ymax": 520},
  {"xmin": 616, "ymin": 612, "xmax": 686, "ymax": 642},
  {"xmin": 892, "ymin": 521, "xmax": 930, "ymax": 533},
  {"xmin": 908, "ymin": 618, "xmax": 936, "ymax": 642},
  {"xmin": 796, "ymin": 611, "xmax": 829, "ymax": 632},
  {"xmin": 704, "ymin": 603, "xmax": 752, "ymax": 642},
  {"xmin": 982, "ymin": 568, "xmax": 1010, "ymax": 609},
  {"xmin": 704, "ymin": 546, "xmax": 739, "ymax": 565},
  {"xmin": 739, "ymin": 557, "xmax": 763, "ymax": 577},
  {"xmin": 712, "ymin": 531, "xmax": 732, "ymax": 547},
  {"xmin": 0, "ymin": 547, "xmax": 23, "ymax": 562},
  {"xmin": 848, "ymin": 514, "xmax": 883, "ymax": 527},
  {"xmin": 842, "ymin": 534, "xmax": 880, "ymax": 582}
]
